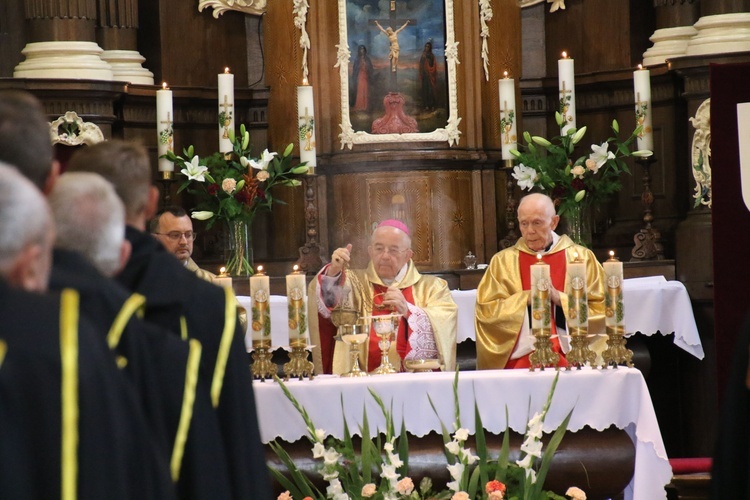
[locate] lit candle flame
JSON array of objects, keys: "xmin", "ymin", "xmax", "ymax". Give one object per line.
[
  {"xmin": 573, "ymin": 251, "xmax": 579, "ymax": 260},
  {"xmin": 257, "ymin": 265, "xmax": 264, "ymax": 273},
  {"xmin": 536, "ymin": 253, "xmax": 542, "ymax": 261},
  {"xmin": 609, "ymin": 250, "xmax": 615, "ymax": 260},
  {"xmin": 219, "ymin": 266, "xmax": 227, "ymax": 276},
  {"xmin": 302, "ymin": 77, "xmax": 309, "ymax": 86},
  {"xmin": 561, "ymin": 51, "xmax": 568, "ymax": 59},
  {"xmin": 224, "ymin": 67, "xmax": 230, "ymax": 74},
  {"xmin": 503, "ymin": 71, "xmax": 508, "ymax": 78},
  {"xmin": 293, "ymin": 264, "xmax": 300, "ymax": 272},
  {"xmin": 162, "ymin": 82, "xmax": 168, "ymax": 90},
  {"xmin": 637, "ymin": 64, "xmax": 643, "ymax": 70}
]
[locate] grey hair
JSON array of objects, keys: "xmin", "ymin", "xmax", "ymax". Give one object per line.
[
  {"xmin": 48, "ymin": 172, "xmax": 126, "ymax": 277},
  {"xmin": 518, "ymin": 193, "xmax": 556, "ymax": 219},
  {"xmin": 0, "ymin": 162, "xmax": 51, "ymax": 274}
]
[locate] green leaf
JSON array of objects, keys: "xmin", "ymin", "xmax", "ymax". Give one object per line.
[{"xmin": 496, "ymin": 406, "xmax": 511, "ymax": 482}]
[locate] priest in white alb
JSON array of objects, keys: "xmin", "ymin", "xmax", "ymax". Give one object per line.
[
  {"xmin": 475, "ymin": 193, "xmax": 606, "ymax": 369},
  {"xmin": 310, "ymin": 220, "xmax": 457, "ymax": 374}
]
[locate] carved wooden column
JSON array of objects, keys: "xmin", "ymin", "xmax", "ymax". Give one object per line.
[
  {"xmin": 643, "ymin": 0, "xmax": 699, "ymax": 66},
  {"xmin": 96, "ymin": 0, "xmax": 154, "ymax": 84},
  {"xmin": 14, "ymin": 0, "xmax": 113, "ymax": 80}
]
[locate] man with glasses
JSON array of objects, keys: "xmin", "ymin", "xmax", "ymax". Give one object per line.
[
  {"xmin": 150, "ymin": 206, "xmax": 216, "ymax": 282},
  {"xmin": 311, "ymin": 219, "xmax": 457, "ymax": 375}
]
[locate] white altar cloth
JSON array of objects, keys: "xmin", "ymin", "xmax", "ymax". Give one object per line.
[
  {"xmin": 239, "ymin": 276, "xmax": 703, "ymax": 359},
  {"xmin": 452, "ymin": 276, "xmax": 704, "ymax": 359},
  {"xmin": 254, "ymin": 368, "xmax": 671, "ymax": 500}
]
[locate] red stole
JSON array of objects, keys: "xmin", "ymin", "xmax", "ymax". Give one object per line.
[
  {"xmin": 367, "ymin": 284, "xmax": 414, "ymax": 373},
  {"xmin": 505, "ymin": 250, "xmax": 568, "ymax": 369}
]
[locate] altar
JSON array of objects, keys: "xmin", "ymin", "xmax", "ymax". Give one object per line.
[{"xmin": 256, "ymin": 368, "xmax": 671, "ymax": 500}]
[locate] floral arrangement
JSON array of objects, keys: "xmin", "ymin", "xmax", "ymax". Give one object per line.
[
  {"xmin": 269, "ymin": 372, "xmax": 585, "ymax": 500},
  {"xmin": 163, "ymin": 124, "xmax": 308, "ymax": 274},
  {"xmin": 510, "ymin": 115, "xmax": 652, "ymax": 219}
]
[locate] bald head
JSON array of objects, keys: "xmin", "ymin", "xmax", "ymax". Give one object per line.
[{"xmin": 517, "ymin": 193, "xmax": 559, "ymax": 252}]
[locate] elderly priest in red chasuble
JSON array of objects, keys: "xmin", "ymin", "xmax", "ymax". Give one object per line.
[
  {"xmin": 475, "ymin": 193, "xmax": 606, "ymax": 370},
  {"xmin": 310, "ymin": 220, "xmax": 457, "ymax": 374}
]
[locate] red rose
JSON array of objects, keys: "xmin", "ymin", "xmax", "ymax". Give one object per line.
[
  {"xmin": 257, "ymin": 188, "xmax": 266, "ymax": 200},
  {"xmin": 234, "ymin": 191, "xmax": 250, "ymax": 204},
  {"xmin": 207, "ymin": 184, "xmax": 219, "ymax": 195},
  {"xmin": 571, "ymin": 178, "xmax": 586, "ymax": 192}
]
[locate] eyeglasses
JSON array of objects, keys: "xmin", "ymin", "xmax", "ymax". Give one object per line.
[
  {"xmin": 155, "ymin": 231, "xmax": 197, "ymax": 241},
  {"xmin": 371, "ymin": 245, "xmax": 408, "ymax": 257}
]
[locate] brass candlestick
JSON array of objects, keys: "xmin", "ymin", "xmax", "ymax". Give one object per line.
[
  {"xmin": 529, "ymin": 327, "xmax": 560, "ymax": 371},
  {"xmin": 565, "ymin": 278, "xmax": 596, "ymax": 369},
  {"xmin": 529, "ymin": 261, "xmax": 559, "ymax": 371},
  {"xmin": 631, "ymin": 155, "xmax": 664, "ymax": 261},
  {"xmin": 283, "ymin": 339, "xmax": 315, "ymax": 380},
  {"xmin": 250, "ymin": 340, "xmax": 277, "ymax": 381},
  {"xmin": 601, "ymin": 325, "xmax": 634, "ymax": 368}
]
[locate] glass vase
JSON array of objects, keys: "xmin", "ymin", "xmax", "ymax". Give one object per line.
[
  {"xmin": 224, "ymin": 220, "xmax": 253, "ymax": 277},
  {"xmin": 562, "ymin": 203, "xmax": 592, "ymax": 247}
]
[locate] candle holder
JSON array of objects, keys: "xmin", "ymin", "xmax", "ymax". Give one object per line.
[
  {"xmin": 156, "ymin": 172, "xmax": 176, "ymax": 207},
  {"xmin": 601, "ymin": 325, "xmax": 634, "ymax": 368},
  {"xmin": 250, "ymin": 340, "xmax": 277, "ymax": 381},
  {"xmin": 368, "ymin": 314, "xmax": 400, "ymax": 375},
  {"xmin": 499, "ymin": 159, "xmax": 519, "ymax": 249},
  {"xmin": 529, "ymin": 327, "xmax": 560, "ymax": 371},
  {"xmin": 339, "ymin": 323, "xmax": 369, "ymax": 378},
  {"xmin": 631, "ymin": 155, "xmax": 664, "ymax": 261},
  {"xmin": 283, "ymin": 339, "xmax": 315, "ymax": 381},
  {"xmin": 566, "ymin": 327, "xmax": 596, "ymax": 369}
]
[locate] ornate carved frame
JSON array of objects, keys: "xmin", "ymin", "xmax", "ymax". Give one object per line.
[
  {"xmin": 198, "ymin": 0, "xmax": 267, "ymax": 18},
  {"xmin": 336, "ymin": 0, "xmax": 462, "ymax": 149},
  {"xmin": 49, "ymin": 111, "xmax": 105, "ymax": 146}
]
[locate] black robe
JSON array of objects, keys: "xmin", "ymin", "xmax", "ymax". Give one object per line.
[
  {"xmin": 712, "ymin": 312, "xmax": 750, "ymax": 498},
  {"xmin": 50, "ymin": 248, "xmax": 232, "ymax": 499},
  {"xmin": 117, "ymin": 226, "xmax": 271, "ymax": 500},
  {"xmin": 0, "ymin": 278, "xmax": 171, "ymax": 499}
]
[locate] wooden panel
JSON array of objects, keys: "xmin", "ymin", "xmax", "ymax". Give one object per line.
[
  {"xmin": 0, "ymin": 0, "xmax": 26, "ymax": 78},
  {"xmin": 330, "ymin": 169, "xmax": 476, "ymax": 271}
]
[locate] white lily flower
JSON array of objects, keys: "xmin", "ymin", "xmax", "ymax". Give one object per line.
[
  {"xmin": 181, "ymin": 155, "xmax": 208, "ymax": 181},
  {"xmin": 323, "ymin": 469, "xmax": 340, "ymax": 481},
  {"xmin": 445, "ymin": 440, "xmax": 461, "ymax": 455},
  {"xmin": 589, "ymin": 142, "xmax": 616, "ymax": 170},
  {"xmin": 323, "ymin": 447, "xmax": 340, "ymax": 466},
  {"xmin": 548, "ymin": 0, "xmax": 566, "ymax": 13},
  {"xmin": 447, "ymin": 462, "xmax": 465, "ymax": 481},
  {"xmin": 190, "ymin": 211, "xmax": 214, "ymax": 221},
  {"xmin": 526, "ymin": 467, "xmax": 538, "ymax": 484},
  {"xmin": 333, "ymin": 494, "xmax": 350, "ymax": 500},
  {"xmin": 326, "ymin": 479, "xmax": 344, "ymax": 496},
  {"xmin": 380, "ymin": 464, "xmax": 399, "ymax": 482},
  {"xmin": 516, "ymin": 454, "xmax": 533, "ymax": 469},
  {"xmin": 383, "ymin": 442, "xmax": 394, "ymax": 453},
  {"xmin": 520, "ymin": 438, "xmax": 543, "ymax": 458},
  {"xmin": 249, "ymin": 149, "xmax": 278, "ymax": 170},
  {"xmin": 446, "ymin": 480, "xmax": 460, "ymax": 492},
  {"xmin": 512, "ymin": 163, "xmax": 538, "ymax": 191},
  {"xmin": 315, "ymin": 428, "xmax": 326, "ymax": 443},
  {"xmin": 454, "ymin": 428, "xmax": 469, "ymax": 442},
  {"xmin": 312, "ymin": 442, "xmax": 325, "ymax": 459}
]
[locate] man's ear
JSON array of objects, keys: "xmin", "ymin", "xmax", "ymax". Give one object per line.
[
  {"xmin": 144, "ymin": 185, "xmax": 159, "ymax": 220},
  {"xmin": 42, "ymin": 160, "xmax": 61, "ymax": 196},
  {"xmin": 6, "ymin": 244, "xmax": 45, "ymax": 292},
  {"xmin": 115, "ymin": 240, "xmax": 132, "ymax": 276},
  {"xmin": 550, "ymin": 214, "xmax": 560, "ymax": 231}
]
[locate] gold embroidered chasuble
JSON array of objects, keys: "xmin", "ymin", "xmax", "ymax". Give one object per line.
[
  {"xmin": 309, "ymin": 260, "xmax": 457, "ymax": 374},
  {"xmin": 184, "ymin": 258, "xmax": 217, "ymax": 283},
  {"xmin": 474, "ymin": 234, "xmax": 606, "ymax": 370}
]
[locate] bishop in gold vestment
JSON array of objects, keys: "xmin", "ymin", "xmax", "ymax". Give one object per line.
[
  {"xmin": 309, "ymin": 220, "xmax": 457, "ymax": 374},
  {"xmin": 475, "ymin": 194, "xmax": 605, "ymax": 369}
]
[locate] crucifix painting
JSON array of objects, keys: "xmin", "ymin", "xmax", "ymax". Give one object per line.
[{"xmin": 342, "ymin": 0, "xmax": 451, "ymax": 139}]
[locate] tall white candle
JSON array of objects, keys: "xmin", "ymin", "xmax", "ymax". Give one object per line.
[
  {"xmin": 530, "ymin": 255, "xmax": 551, "ymax": 331},
  {"xmin": 558, "ymin": 52, "xmax": 576, "ymax": 135},
  {"xmin": 218, "ymin": 67, "xmax": 235, "ymax": 153},
  {"xmin": 633, "ymin": 65, "xmax": 654, "ymax": 151},
  {"xmin": 498, "ymin": 71, "xmax": 517, "ymax": 160},
  {"xmin": 250, "ymin": 265, "xmax": 271, "ymax": 346},
  {"xmin": 297, "ymin": 78, "xmax": 316, "ymax": 171},
  {"xmin": 566, "ymin": 252, "xmax": 588, "ymax": 330},
  {"xmin": 286, "ymin": 265, "xmax": 309, "ymax": 346},
  {"xmin": 213, "ymin": 266, "xmax": 233, "ymax": 290},
  {"xmin": 156, "ymin": 82, "xmax": 174, "ymax": 173},
  {"xmin": 603, "ymin": 251, "xmax": 624, "ymax": 329}
]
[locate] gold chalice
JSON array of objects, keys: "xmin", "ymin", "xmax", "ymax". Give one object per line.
[
  {"xmin": 366, "ymin": 314, "xmax": 400, "ymax": 375},
  {"xmin": 339, "ymin": 323, "xmax": 369, "ymax": 377},
  {"xmin": 404, "ymin": 358, "xmax": 441, "ymax": 373}
]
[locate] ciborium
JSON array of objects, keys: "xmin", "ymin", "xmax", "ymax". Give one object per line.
[
  {"xmin": 339, "ymin": 323, "xmax": 369, "ymax": 377},
  {"xmin": 367, "ymin": 313, "xmax": 401, "ymax": 375}
]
